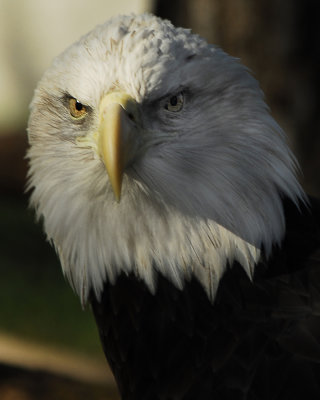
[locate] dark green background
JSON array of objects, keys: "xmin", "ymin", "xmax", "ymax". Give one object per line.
[{"xmin": 0, "ymin": 194, "xmax": 102, "ymax": 356}]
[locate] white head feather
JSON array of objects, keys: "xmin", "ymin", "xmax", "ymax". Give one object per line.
[{"xmin": 27, "ymin": 14, "xmax": 304, "ymax": 303}]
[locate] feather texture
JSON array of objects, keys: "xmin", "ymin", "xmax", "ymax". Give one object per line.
[
  {"xmin": 91, "ymin": 198, "xmax": 320, "ymax": 400},
  {"xmin": 27, "ymin": 14, "xmax": 304, "ymax": 303}
]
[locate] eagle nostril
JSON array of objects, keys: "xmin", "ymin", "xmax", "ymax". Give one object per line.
[{"xmin": 127, "ymin": 112, "xmax": 135, "ymax": 122}]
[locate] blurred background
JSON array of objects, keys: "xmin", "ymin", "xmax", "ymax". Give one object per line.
[{"xmin": 0, "ymin": 0, "xmax": 319, "ymax": 399}]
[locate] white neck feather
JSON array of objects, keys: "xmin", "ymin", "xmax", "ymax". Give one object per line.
[
  {"xmin": 28, "ymin": 155, "xmax": 261, "ymax": 304},
  {"xmin": 27, "ymin": 13, "xmax": 305, "ymax": 304}
]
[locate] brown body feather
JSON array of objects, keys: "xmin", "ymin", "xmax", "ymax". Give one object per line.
[{"xmin": 91, "ymin": 198, "xmax": 320, "ymax": 400}]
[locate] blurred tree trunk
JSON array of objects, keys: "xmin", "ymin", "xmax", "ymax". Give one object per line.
[{"xmin": 154, "ymin": 0, "xmax": 320, "ymax": 196}]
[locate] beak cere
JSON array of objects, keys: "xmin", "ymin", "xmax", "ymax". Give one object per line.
[{"xmin": 97, "ymin": 92, "xmax": 141, "ymax": 201}]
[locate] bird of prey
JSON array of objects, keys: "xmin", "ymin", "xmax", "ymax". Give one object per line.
[{"xmin": 27, "ymin": 13, "xmax": 320, "ymax": 400}]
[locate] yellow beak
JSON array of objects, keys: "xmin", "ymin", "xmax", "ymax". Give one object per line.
[{"xmin": 97, "ymin": 92, "xmax": 140, "ymax": 201}]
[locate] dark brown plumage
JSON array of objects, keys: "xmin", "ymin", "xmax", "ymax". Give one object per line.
[{"xmin": 91, "ymin": 198, "xmax": 320, "ymax": 400}]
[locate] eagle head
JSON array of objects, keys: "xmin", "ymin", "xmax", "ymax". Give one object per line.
[{"xmin": 27, "ymin": 14, "xmax": 304, "ymax": 303}]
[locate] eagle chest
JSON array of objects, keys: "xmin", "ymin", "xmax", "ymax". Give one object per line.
[{"xmin": 90, "ymin": 269, "xmax": 288, "ymax": 400}]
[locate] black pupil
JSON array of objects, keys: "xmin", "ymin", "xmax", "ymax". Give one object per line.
[
  {"xmin": 75, "ymin": 101, "xmax": 83, "ymax": 111},
  {"xmin": 170, "ymin": 96, "xmax": 178, "ymax": 106}
]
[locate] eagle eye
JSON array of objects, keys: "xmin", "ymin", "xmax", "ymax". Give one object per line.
[
  {"xmin": 164, "ymin": 93, "xmax": 184, "ymax": 112},
  {"xmin": 69, "ymin": 98, "xmax": 87, "ymax": 119}
]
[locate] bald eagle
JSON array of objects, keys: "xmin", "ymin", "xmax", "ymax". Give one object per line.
[{"xmin": 27, "ymin": 13, "xmax": 320, "ymax": 400}]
